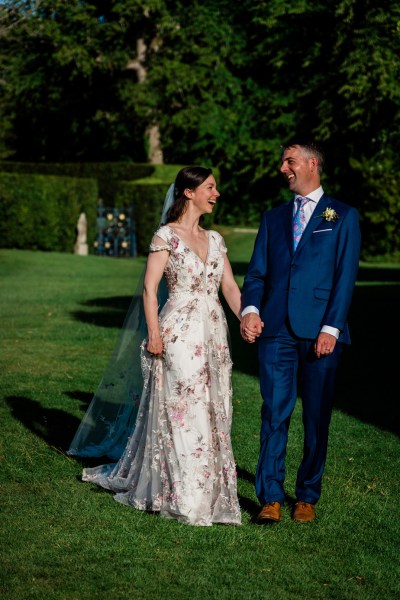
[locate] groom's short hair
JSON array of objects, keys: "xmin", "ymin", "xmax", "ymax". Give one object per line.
[{"xmin": 281, "ymin": 137, "xmax": 325, "ymax": 174}]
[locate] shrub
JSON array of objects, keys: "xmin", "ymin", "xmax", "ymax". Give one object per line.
[
  {"xmin": 0, "ymin": 173, "xmax": 98, "ymax": 252},
  {"xmin": 0, "ymin": 163, "xmax": 220, "ymax": 255},
  {"xmin": 0, "ymin": 162, "xmax": 154, "ymax": 205},
  {"xmin": 349, "ymin": 155, "xmax": 400, "ymax": 259}
]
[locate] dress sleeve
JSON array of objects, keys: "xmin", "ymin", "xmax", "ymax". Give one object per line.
[
  {"xmin": 217, "ymin": 232, "xmax": 228, "ymax": 254},
  {"xmin": 149, "ymin": 228, "xmax": 171, "ymax": 253}
]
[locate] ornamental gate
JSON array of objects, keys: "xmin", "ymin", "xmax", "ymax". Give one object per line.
[{"xmin": 94, "ymin": 206, "xmax": 137, "ymax": 257}]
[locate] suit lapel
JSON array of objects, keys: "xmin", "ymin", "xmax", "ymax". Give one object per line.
[{"xmin": 283, "ymin": 200, "xmax": 295, "ymax": 256}]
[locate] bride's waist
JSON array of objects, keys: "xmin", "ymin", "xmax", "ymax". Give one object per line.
[{"xmin": 167, "ymin": 291, "xmax": 219, "ymax": 300}]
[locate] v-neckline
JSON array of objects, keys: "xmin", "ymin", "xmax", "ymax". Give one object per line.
[{"xmin": 167, "ymin": 225, "xmax": 210, "ymax": 264}]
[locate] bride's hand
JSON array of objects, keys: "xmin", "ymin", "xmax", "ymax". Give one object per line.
[{"xmin": 147, "ymin": 335, "xmax": 164, "ymax": 357}]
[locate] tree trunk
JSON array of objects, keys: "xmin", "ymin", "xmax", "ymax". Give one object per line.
[{"xmin": 127, "ymin": 38, "xmax": 164, "ymax": 165}]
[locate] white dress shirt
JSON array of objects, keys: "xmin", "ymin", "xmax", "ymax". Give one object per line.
[{"xmin": 242, "ymin": 186, "xmax": 340, "ymax": 339}]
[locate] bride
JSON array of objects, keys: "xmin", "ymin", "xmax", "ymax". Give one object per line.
[{"xmin": 69, "ymin": 166, "xmax": 245, "ymax": 526}]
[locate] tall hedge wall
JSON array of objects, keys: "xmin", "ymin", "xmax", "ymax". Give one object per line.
[
  {"xmin": 0, "ymin": 163, "xmax": 218, "ymax": 255},
  {"xmin": 0, "ymin": 172, "xmax": 98, "ymax": 252},
  {"xmin": 0, "ymin": 162, "xmax": 154, "ymax": 205}
]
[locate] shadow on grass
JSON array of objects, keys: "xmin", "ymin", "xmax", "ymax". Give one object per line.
[
  {"xmin": 4, "ymin": 395, "xmax": 261, "ymax": 503},
  {"xmin": 5, "ymin": 394, "xmax": 87, "ymax": 451},
  {"xmin": 71, "ymin": 295, "xmax": 135, "ymax": 329},
  {"xmin": 5, "ymin": 393, "xmax": 119, "ymax": 470},
  {"xmin": 335, "ymin": 281, "xmax": 400, "ymax": 436},
  {"xmin": 236, "ymin": 467, "xmax": 260, "ymax": 521}
]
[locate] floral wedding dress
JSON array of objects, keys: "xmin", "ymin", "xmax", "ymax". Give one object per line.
[{"xmin": 82, "ymin": 225, "xmax": 241, "ymax": 526}]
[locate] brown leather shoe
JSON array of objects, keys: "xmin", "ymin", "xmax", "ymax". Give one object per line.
[
  {"xmin": 292, "ymin": 501, "xmax": 316, "ymax": 523},
  {"xmin": 257, "ymin": 502, "xmax": 282, "ymax": 524}
]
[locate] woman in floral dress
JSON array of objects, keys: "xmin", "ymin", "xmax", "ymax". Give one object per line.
[{"xmin": 81, "ymin": 166, "xmax": 245, "ymax": 526}]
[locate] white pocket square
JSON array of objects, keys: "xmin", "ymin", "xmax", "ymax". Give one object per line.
[{"xmin": 313, "ymin": 228, "xmax": 333, "ymax": 233}]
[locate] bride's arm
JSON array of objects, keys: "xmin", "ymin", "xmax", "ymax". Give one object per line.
[
  {"xmin": 143, "ymin": 247, "xmax": 169, "ymax": 357},
  {"xmin": 221, "ymin": 255, "xmax": 242, "ymax": 321}
]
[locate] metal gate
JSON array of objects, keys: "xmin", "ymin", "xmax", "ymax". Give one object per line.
[{"xmin": 94, "ymin": 206, "xmax": 137, "ymax": 257}]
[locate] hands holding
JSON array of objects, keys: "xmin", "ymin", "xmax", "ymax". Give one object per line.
[{"xmin": 240, "ymin": 313, "xmax": 264, "ymax": 343}]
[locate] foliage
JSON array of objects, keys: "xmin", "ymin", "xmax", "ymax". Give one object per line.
[
  {"xmin": 0, "ymin": 161, "xmax": 221, "ymax": 254},
  {"xmin": 349, "ymin": 155, "xmax": 400, "ymax": 257},
  {"xmin": 0, "ymin": 172, "xmax": 98, "ymax": 251},
  {"xmin": 0, "ymin": 0, "xmax": 158, "ymax": 161},
  {"xmin": 0, "ymin": 161, "xmax": 154, "ymax": 204},
  {"xmin": 0, "ymin": 0, "xmax": 400, "ymax": 256}
]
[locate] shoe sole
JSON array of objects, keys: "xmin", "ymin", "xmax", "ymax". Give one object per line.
[{"xmin": 257, "ymin": 516, "xmax": 281, "ymax": 524}]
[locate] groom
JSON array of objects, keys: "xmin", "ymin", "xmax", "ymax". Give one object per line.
[{"xmin": 241, "ymin": 138, "xmax": 361, "ymax": 523}]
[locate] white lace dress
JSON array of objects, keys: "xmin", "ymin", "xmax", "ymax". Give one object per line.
[{"xmin": 82, "ymin": 226, "xmax": 241, "ymax": 526}]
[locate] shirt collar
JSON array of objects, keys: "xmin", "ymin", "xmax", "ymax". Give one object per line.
[{"xmin": 295, "ymin": 186, "xmax": 324, "ymax": 204}]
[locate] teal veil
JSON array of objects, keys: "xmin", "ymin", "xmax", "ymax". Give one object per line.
[{"xmin": 67, "ymin": 184, "xmax": 175, "ymax": 459}]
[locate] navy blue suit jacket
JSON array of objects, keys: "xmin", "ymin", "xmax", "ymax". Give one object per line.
[{"xmin": 241, "ymin": 194, "xmax": 361, "ymax": 343}]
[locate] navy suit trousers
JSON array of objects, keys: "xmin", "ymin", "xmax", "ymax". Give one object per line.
[{"xmin": 256, "ymin": 320, "xmax": 342, "ymax": 505}]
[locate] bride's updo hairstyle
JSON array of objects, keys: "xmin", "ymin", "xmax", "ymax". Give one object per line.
[{"xmin": 166, "ymin": 165, "xmax": 212, "ymax": 224}]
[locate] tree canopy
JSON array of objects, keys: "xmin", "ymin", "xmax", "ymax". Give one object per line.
[{"xmin": 1, "ymin": 0, "xmax": 399, "ymax": 256}]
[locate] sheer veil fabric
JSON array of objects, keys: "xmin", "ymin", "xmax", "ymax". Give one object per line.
[{"xmin": 67, "ymin": 186, "xmax": 172, "ymax": 459}]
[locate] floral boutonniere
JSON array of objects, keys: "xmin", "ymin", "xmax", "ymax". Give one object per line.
[{"xmin": 319, "ymin": 207, "xmax": 339, "ymax": 222}]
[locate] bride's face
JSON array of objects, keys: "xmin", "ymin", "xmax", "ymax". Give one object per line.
[{"xmin": 189, "ymin": 175, "xmax": 220, "ymax": 215}]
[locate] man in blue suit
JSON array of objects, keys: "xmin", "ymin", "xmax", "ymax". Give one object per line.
[{"xmin": 241, "ymin": 139, "xmax": 361, "ymax": 523}]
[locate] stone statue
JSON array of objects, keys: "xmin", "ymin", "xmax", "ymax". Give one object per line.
[{"xmin": 74, "ymin": 212, "xmax": 89, "ymax": 256}]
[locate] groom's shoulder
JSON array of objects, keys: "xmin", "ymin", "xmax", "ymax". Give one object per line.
[
  {"xmin": 263, "ymin": 202, "xmax": 291, "ymax": 218},
  {"xmin": 323, "ymin": 194, "xmax": 359, "ymax": 216}
]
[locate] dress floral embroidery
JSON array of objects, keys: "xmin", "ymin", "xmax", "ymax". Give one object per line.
[{"xmin": 82, "ymin": 225, "xmax": 241, "ymax": 526}]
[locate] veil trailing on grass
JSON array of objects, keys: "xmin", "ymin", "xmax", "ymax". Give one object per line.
[{"xmin": 67, "ymin": 184, "xmax": 175, "ymax": 459}]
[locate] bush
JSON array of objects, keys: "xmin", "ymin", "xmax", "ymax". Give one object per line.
[
  {"xmin": 0, "ymin": 163, "xmax": 220, "ymax": 255},
  {"xmin": 0, "ymin": 173, "xmax": 98, "ymax": 252},
  {"xmin": 349, "ymin": 155, "xmax": 400, "ymax": 259},
  {"xmin": 0, "ymin": 162, "xmax": 154, "ymax": 205}
]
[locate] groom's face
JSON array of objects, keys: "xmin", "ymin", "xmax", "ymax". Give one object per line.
[{"xmin": 280, "ymin": 145, "xmax": 319, "ymax": 196}]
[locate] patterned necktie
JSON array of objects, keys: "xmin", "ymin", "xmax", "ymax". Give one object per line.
[{"xmin": 293, "ymin": 197, "xmax": 309, "ymax": 251}]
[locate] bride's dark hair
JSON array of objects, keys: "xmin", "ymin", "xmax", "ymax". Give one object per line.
[{"xmin": 166, "ymin": 165, "xmax": 212, "ymax": 224}]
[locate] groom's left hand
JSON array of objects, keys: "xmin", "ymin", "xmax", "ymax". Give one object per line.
[{"xmin": 314, "ymin": 332, "xmax": 337, "ymax": 358}]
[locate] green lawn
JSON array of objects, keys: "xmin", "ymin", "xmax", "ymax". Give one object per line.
[{"xmin": 1, "ymin": 234, "xmax": 399, "ymax": 600}]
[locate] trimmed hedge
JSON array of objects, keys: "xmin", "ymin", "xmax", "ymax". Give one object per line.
[
  {"xmin": 0, "ymin": 172, "xmax": 98, "ymax": 252},
  {"xmin": 0, "ymin": 162, "xmax": 154, "ymax": 205},
  {"xmin": 0, "ymin": 163, "xmax": 219, "ymax": 255}
]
